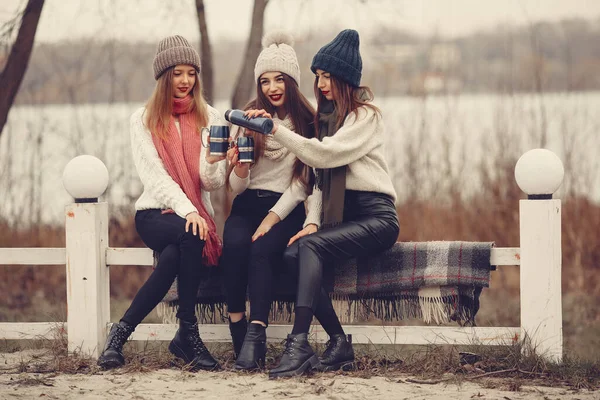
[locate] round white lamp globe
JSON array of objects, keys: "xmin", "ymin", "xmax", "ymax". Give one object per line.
[
  {"xmin": 514, "ymin": 149, "xmax": 564, "ymax": 197},
  {"xmin": 62, "ymin": 155, "xmax": 109, "ymax": 201}
]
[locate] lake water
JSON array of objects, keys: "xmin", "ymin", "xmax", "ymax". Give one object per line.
[{"xmin": 1, "ymin": 92, "xmax": 599, "ymax": 226}]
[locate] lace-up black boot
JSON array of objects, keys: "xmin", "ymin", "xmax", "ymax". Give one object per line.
[
  {"xmin": 316, "ymin": 334, "xmax": 354, "ymax": 371},
  {"xmin": 234, "ymin": 323, "xmax": 266, "ymax": 370},
  {"xmin": 169, "ymin": 320, "xmax": 220, "ymax": 371},
  {"xmin": 229, "ymin": 317, "xmax": 248, "ymax": 359},
  {"xmin": 268, "ymin": 333, "xmax": 319, "ymax": 379},
  {"xmin": 97, "ymin": 321, "xmax": 136, "ymax": 369}
]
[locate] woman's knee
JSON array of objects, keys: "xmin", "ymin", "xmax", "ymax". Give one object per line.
[
  {"xmin": 223, "ymin": 228, "xmax": 251, "ymax": 251},
  {"xmin": 179, "ymin": 230, "xmax": 206, "ymax": 252},
  {"xmin": 282, "ymin": 242, "xmax": 299, "ymax": 269},
  {"xmin": 249, "ymin": 235, "xmax": 282, "ymax": 259}
]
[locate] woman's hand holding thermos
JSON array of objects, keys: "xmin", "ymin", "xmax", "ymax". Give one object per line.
[{"xmin": 225, "ymin": 109, "xmax": 276, "ymax": 135}]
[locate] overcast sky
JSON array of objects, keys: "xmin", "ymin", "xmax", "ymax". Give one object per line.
[{"xmin": 1, "ymin": 0, "xmax": 600, "ymax": 44}]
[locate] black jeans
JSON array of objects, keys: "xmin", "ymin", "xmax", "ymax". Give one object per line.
[
  {"xmin": 284, "ymin": 191, "xmax": 400, "ymax": 311},
  {"xmin": 221, "ymin": 189, "xmax": 305, "ymax": 324},
  {"xmin": 121, "ymin": 209, "xmax": 206, "ymax": 326}
]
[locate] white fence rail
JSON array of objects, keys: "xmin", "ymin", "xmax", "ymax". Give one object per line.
[{"xmin": 0, "ymin": 150, "xmax": 564, "ymax": 362}]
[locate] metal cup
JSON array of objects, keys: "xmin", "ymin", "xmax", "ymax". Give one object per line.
[
  {"xmin": 237, "ymin": 136, "xmax": 254, "ymax": 163},
  {"xmin": 208, "ymin": 125, "xmax": 230, "ymax": 156}
]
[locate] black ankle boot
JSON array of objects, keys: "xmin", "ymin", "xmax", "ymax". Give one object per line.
[
  {"xmin": 169, "ymin": 320, "xmax": 220, "ymax": 371},
  {"xmin": 229, "ymin": 317, "xmax": 248, "ymax": 359},
  {"xmin": 97, "ymin": 321, "xmax": 135, "ymax": 369},
  {"xmin": 235, "ymin": 323, "xmax": 266, "ymax": 370},
  {"xmin": 268, "ymin": 333, "xmax": 319, "ymax": 379},
  {"xmin": 317, "ymin": 334, "xmax": 354, "ymax": 372}
]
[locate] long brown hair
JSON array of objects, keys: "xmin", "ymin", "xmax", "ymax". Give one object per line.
[
  {"xmin": 145, "ymin": 67, "xmax": 209, "ymax": 139},
  {"xmin": 226, "ymin": 73, "xmax": 315, "ymax": 189},
  {"xmin": 313, "ymin": 74, "xmax": 380, "ymax": 130}
]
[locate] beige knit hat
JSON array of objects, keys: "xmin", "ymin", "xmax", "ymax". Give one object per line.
[
  {"xmin": 254, "ymin": 31, "xmax": 300, "ymax": 85},
  {"xmin": 153, "ymin": 35, "xmax": 201, "ymax": 80}
]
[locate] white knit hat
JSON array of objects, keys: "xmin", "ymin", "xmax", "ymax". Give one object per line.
[{"xmin": 254, "ymin": 31, "xmax": 300, "ymax": 85}]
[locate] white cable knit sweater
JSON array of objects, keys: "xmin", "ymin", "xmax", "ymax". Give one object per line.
[
  {"xmin": 130, "ymin": 105, "xmax": 227, "ymax": 219},
  {"xmin": 273, "ymin": 105, "xmax": 397, "ymax": 203},
  {"xmin": 228, "ymin": 115, "xmax": 321, "ymax": 227}
]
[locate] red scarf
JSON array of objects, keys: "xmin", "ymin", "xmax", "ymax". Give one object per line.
[{"xmin": 151, "ymin": 95, "xmax": 221, "ymax": 266}]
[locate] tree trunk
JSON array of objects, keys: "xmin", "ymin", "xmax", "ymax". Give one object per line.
[
  {"xmin": 0, "ymin": 0, "xmax": 45, "ymax": 137},
  {"xmin": 230, "ymin": 0, "xmax": 269, "ymax": 109},
  {"xmin": 195, "ymin": 0, "xmax": 214, "ymax": 104}
]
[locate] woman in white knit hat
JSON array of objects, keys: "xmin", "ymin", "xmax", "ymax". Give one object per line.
[
  {"xmin": 97, "ymin": 35, "xmax": 227, "ymax": 372},
  {"xmin": 221, "ymin": 31, "xmax": 318, "ymax": 371}
]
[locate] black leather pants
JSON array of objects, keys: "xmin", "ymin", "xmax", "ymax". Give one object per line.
[{"xmin": 283, "ymin": 191, "xmax": 400, "ymax": 311}]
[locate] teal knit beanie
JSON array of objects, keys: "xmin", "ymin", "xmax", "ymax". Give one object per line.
[{"xmin": 311, "ymin": 29, "xmax": 362, "ymax": 87}]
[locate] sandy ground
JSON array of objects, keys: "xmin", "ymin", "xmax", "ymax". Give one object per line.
[{"xmin": 1, "ymin": 351, "xmax": 599, "ymax": 400}]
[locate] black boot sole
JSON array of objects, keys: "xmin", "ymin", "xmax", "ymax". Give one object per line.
[
  {"xmin": 315, "ymin": 359, "xmax": 354, "ymax": 372},
  {"xmin": 168, "ymin": 341, "xmax": 220, "ymax": 371},
  {"xmin": 97, "ymin": 357, "xmax": 124, "ymax": 370},
  {"xmin": 268, "ymin": 354, "xmax": 319, "ymax": 379},
  {"xmin": 234, "ymin": 355, "xmax": 265, "ymax": 371}
]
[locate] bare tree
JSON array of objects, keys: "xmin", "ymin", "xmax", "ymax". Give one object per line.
[
  {"xmin": 195, "ymin": 0, "xmax": 214, "ymax": 103},
  {"xmin": 519, "ymin": 4, "xmax": 548, "ymax": 148},
  {"xmin": 0, "ymin": 0, "xmax": 45, "ymax": 137},
  {"xmin": 230, "ymin": 0, "xmax": 269, "ymax": 109}
]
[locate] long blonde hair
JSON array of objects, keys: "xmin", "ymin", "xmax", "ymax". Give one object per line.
[{"xmin": 145, "ymin": 67, "xmax": 209, "ymax": 139}]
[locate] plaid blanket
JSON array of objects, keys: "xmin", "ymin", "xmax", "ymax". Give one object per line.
[{"xmin": 157, "ymin": 241, "xmax": 493, "ymax": 326}]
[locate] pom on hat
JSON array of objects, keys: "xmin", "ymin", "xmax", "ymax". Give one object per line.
[
  {"xmin": 262, "ymin": 31, "xmax": 295, "ymax": 48},
  {"xmin": 254, "ymin": 31, "xmax": 301, "ymax": 85}
]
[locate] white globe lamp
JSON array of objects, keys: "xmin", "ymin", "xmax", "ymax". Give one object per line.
[
  {"xmin": 514, "ymin": 149, "xmax": 564, "ymax": 199},
  {"xmin": 62, "ymin": 155, "xmax": 109, "ymax": 202}
]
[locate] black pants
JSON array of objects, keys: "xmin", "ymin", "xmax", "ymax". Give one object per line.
[
  {"xmin": 284, "ymin": 191, "xmax": 400, "ymax": 312},
  {"xmin": 121, "ymin": 209, "xmax": 206, "ymax": 326},
  {"xmin": 222, "ymin": 189, "xmax": 305, "ymax": 324}
]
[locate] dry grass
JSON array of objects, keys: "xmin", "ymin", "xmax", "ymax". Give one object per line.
[{"xmin": 2, "ymin": 331, "xmax": 598, "ymax": 392}]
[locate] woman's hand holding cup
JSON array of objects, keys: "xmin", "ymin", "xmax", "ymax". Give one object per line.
[
  {"xmin": 227, "ymin": 142, "xmax": 249, "ymax": 178},
  {"xmin": 206, "ymin": 134, "xmax": 226, "ymax": 164},
  {"xmin": 205, "ymin": 125, "xmax": 229, "ymax": 164}
]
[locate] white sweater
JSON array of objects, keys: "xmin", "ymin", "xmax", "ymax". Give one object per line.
[
  {"xmin": 130, "ymin": 105, "xmax": 227, "ymax": 219},
  {"xmin": 229, "ymin": 116, "xmax": 320, "ymax": 226},
  {"xmin": 273, "ymin": 105, "xmax": 397, "ymax": 203}
]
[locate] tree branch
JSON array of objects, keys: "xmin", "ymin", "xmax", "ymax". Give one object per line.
[
  {"xmin": 230, "ymin": 0, "xmax": 269, "ymax": 109},
  {"xmin": 0, "ymin": 0, "xmax": 45, "ymax": 137},
  {"xmin": 195, "ymin": 0, "xmax": 214, "ymax": 103}
]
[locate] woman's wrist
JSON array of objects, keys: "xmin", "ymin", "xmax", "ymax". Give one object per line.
[
  {"xmin": 233, "ymin": 165, "xmax": 249, "ymax": 178},
  {"xmin": 265, "ymin": 211, "xmax": 281, "ymax": 225}
]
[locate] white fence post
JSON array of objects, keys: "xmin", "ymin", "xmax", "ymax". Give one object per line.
[
  {"xmin": 63, "ymin": 155, "xmax": 110, "ymax": 358},
  {"xmin": 515, "ymin": 149, "xmax": 564, "ymax": 363}
]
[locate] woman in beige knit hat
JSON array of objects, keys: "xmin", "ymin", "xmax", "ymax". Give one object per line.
[
  {"xmin": 221, "ymin": 31, "xmax": 318, "ymax": 371},
  {"xmin": 97, "ymin": 35, "xmax": 227, "ymax": 372}
]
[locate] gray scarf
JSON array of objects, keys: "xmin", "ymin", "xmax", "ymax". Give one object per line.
[{"xmin": 315, "ymin": 100, "xmax": 346, "ymax": 228}]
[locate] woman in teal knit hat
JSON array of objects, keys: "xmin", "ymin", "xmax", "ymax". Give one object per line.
[{"xmin": 247, "ymin": 29, "xmax": 400, "ymax": 378}]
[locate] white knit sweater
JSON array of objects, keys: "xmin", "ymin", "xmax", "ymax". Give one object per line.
[
  {"xmin": 130, "ymin": 105, "xmax": 227, "ymax": 219},
  {"xmin": 273, "ymin": 105, "xmax": 397, "ymax": 203},
  {"xmin": 229, "ymin": 116, "xmax": 321, "ymax": 226}
]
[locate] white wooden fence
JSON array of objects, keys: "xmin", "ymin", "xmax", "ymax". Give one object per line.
[{"xmin": 0, "ymin": 150, "xmax": 564, "ymax": 362}]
